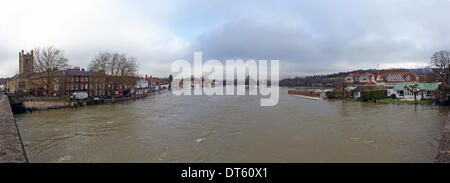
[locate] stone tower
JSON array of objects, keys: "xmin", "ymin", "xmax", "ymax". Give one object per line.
[{"xmin": 19, "ymin": 50, "xmax": 34, "ymax": 76}]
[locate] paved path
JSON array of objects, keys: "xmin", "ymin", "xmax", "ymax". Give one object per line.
[
  {"xmin": 0, "ymin": 94, "xmax": 27, "ymax": 163},
  {"xmin": 435, "ymin": 112, "xmax": 450, "ymax": 163}
]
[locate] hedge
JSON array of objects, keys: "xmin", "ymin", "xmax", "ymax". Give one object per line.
[
  {"xmin": 360, "ymin": 90, "xmax": 387, "ymax": 101},
  {"xmin": 326, "ymin": 91, "xmax": 347, "ymax": 99}
]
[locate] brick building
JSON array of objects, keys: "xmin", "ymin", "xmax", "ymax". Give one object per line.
[{"xmin": 30, "ymin": 67, "xmax": 108, "ymax": 97}]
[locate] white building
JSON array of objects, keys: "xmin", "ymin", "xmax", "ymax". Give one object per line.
[
  {"xmin": 135, "ymin": 78, "xmax": 149, "ymax": 95},
  {"xmin": 393, "ymin": 83, "xmax": 440, "ymax": 101}
]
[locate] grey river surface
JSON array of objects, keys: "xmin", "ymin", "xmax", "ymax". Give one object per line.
[{"xmin": 15, "ymin": 88, "xmax": 449, "ymax": 162}]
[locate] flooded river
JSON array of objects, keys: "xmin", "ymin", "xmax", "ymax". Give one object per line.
[{"xmin": 15, "ymin": 88, "xmax": 449, "ymax": 162}]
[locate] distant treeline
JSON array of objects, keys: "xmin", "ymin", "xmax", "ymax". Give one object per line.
[{"xmin": 279, "ymin": 68, "xmax": 432, "ymax": 87}]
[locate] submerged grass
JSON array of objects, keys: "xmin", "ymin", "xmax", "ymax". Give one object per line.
[{"xmin": 377, "ymin": 98, "xmax": 435, "ymax": 105}]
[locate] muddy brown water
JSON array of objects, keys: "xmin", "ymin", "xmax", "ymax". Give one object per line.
[{"xmin": 15, "ymin": 88, "xmax": 449, "ymax": 162}]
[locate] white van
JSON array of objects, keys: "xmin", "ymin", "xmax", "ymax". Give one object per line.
[{"xmin": 71, "ymin": 92, "xmax": 88, "ymax": 100}]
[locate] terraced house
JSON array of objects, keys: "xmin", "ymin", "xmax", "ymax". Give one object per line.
[
  {"xmin": 29, "ymin": 67, "xmax": 107, "ymax": 97},
  {"xmin": 345, "ymin": 71, "xmax": 420, "ymax": 87}
]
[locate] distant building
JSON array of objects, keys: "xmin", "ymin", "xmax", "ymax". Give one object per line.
[
  {"xmin": 375, "ymin": 72, "xmax": 419, "ymax": 86},
  {"xmin": 344, "ymin": 72, "xmax": 376, "ymax": 87},
  {"xmin": 29, "ymin": 67, "xmax": 107, "ymax": 97},
  {"xmin": 393, "ymin": 83, "xmax": 440, "ymax": 101},
  {"xmin": 344, "ymin": 71, "xmax": 424, "ymax": 99},
  {"xmin": 7, "ymin": 50, "xmax": 35, "ymax": 94},
  {"xmin": 135, "ymin": 77, "xmax": 149, "ymax": 95},
  {"xmin": 345, "ymin": 71, "xmax": 419, "ymax": 88}
]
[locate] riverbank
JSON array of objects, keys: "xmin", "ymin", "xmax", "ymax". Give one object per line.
[
  {"xmin": 376, "ymin": 98, "xmax": 435, "ymax": 105},
  {"xmin": 435, "ymin": 112, "xmax": 450, "ymax": 163},
  {"xmin": 9, "ymin": 90, "xmax": 168, "ymax": 114},
  {"xmin": 0, "ymin": 93, "xmax": 27, "ymax": 163}
]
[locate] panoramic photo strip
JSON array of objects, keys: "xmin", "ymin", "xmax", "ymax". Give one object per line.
[{"xmin": 0, "ymin": 0, "xmax": 449, "ymax": 182}]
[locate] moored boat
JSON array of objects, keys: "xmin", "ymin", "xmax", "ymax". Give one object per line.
[{"xmin": 288, "ymin": 90, "xmax": 321, "ymax": 100}]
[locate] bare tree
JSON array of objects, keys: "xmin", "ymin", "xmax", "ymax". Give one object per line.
[
  {"xmin": 333, "ymin": 77, "xmax": 347, "ymax": 98},
  {"xmin": 89, "ymin": 52, "xmax": 138, "ymax": 101},
  {"xmin": 33, "ymin": 46, "xmax": 68, "ymax": 96},
  {"xmin": 429, "ymin": 51, "xmax": 450, "ymax": 102},
  {"xmin": 404, "ymin": 84, "xmax": 420, "ymax": 104},
  {"xmin": 429, "ymin": 51, "xmax": 450, "ymax": 84}
]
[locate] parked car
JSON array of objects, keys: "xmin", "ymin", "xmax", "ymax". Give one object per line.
[
  {"xmin": 115, "ymin": 93, "xmax": 124, "ymax": 98},
  {"xmin": 91, "ymin": 96, "xmax": 100, "ymax": 101}
]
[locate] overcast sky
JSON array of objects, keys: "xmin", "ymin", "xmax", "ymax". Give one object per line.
[{"xmin": 1, "ymin": 0, "xmax": 450, "ymax": 78}]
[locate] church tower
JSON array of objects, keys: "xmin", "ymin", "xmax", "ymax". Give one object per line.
[{"xmin": 19, "ymin": 50, "xmax": 34, "ymax": 76}]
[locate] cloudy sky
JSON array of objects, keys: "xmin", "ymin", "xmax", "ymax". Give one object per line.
[{"xmin": 1, "ymin": 0, "xmax": 450, "ymax": 78}]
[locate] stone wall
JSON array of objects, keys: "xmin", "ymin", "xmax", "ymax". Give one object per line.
[
  {"xmin": 0, "ymin": 94, "xmax": 27, "ymax": 163},
  {"xmin": 435, "ymin": 112, "xmax": 450, "ymax": 163},
  {"xmin": 24, "ymin": 100, "xmax": 68, "ymax": 110}
]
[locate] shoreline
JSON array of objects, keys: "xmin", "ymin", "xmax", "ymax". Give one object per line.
[
  {"xmin": 10, "ymin": 90, "xmax": 169, "ymax": 114},
  {"xmin": 435, "ymin": 112, "xmax": 450, "ymax": 163}
]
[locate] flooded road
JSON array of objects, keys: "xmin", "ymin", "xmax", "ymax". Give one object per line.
[{"xmin": 15, "ymin": 88, "xmax": 449, "ymax": 162}]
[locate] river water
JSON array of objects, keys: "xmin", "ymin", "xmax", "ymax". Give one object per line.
[{"xmin": 15, "ymin": 87, "xmax": 449, "ymax": 162}]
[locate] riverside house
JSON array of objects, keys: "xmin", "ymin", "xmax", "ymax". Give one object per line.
[
  {"xmin": 393, "ymin": 83, "xmax": 440, "ymax": 101},
  {"xmin": 344, "ymin": 71, "xmax": 424, "ymax": 99},
  {"xmin": 345, "ymin": 71, "xmax": 420, "ymax": 88}
]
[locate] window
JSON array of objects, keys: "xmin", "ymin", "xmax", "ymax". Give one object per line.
[
  {"xmin": 85, "ymin": 84, "xmax": 88, "ymax": 89},
  {"xmin": 75, "ymin": 84, "xmax": 78, "ymax": 90},
  {"xmin": 405, "ymin": 76, "xmax": 411, "ymax": 81},
  {"xmin": 19, "ymin": 82, "xmax": 25, "ymax": 89},
  {"xmin": 75, "ymin": 77, "xmax": 79, "ymax": 82},
  {"xmin": 85, "ymin": 77, "xmax": 88, "ymax": 82},
  {"xmin": 54, "ymin": 84, "xmax": 59, "ymax": 91},
  {"xmin": 399, "ymin": 91, "xmax": 404, "ymax": 96},
  {"xmin": 426, "ymin": 91, "xmax": 433, "ymax": 96}
]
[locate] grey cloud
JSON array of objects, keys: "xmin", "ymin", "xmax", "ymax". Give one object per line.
[{"xmin": 191, "ymin": 0, "xmax": 450, "ymax": 78}]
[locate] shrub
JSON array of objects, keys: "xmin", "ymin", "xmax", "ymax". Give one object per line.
[
  {"xmin": 86, "ymin": 99, "xmax": 102, "ymax": 105},
  {"xmin": 361, "ymin": 90, "xmax": 387, "ymax": 101},
  {"xmin": 326, "ymin": 91, "xmax": 346, "ymax": 99},
  {"xmin": 71, "ymin": 102, "xmax": 80, "ymax": 107},
  {"xmin": 76, "ymin": 101, "xmax": 84, "ymax": 107}
]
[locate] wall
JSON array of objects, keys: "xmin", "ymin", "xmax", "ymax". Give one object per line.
[{"xmin": 0, "ymin": 94, "xmax": 27, "ymax": 163}]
